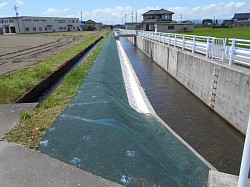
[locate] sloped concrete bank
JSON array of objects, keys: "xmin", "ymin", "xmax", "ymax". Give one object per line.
[
  {"xmin": 15, "ymin": 36, "xmax": 103, "ymax": 103},
  {"xmin": 128, "ymin": 36, "xmax": 250, "ymax": 134}
]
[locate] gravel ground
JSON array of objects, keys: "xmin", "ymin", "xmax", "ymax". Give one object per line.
[{"xmin": 0, "ymin": 31, "xmax": 106, "ymax": 75}]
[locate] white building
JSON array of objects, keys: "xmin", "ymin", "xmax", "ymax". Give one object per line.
[{"xmin": 0, "ymin": 16, "xmax": 80, "ymax": 34}]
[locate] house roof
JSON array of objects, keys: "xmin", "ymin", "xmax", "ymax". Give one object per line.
[
  {"xmin": 233, "ymin": 13, "xmax": 250, "ymax": 19},
  {"xmin": 155, "ymin": 9, "xmax": 174, "ymax": 15},
  {"xmin": 85, "ymin": 19, "xmax": 96, "ymax": 24},
  {"xmin": 142, "ymin": 8, "xmax": 174, "ymax": 16}
]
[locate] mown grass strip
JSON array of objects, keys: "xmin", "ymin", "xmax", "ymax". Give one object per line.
[
  {"xmin": 0, "ymin": 34, "xmax": 105, "ymax": 104},
  {"xmin": 4, "ymin": 36, "xmax": 108, "ymax": 149}
]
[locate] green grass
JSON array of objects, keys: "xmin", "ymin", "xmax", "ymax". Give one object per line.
[
  {"xmin": 184, "ymin": 27, "xmax": 250, "ymax": 40},
  {"xmin": 4, "ymin": 36, "xmax": 108, "ymax": 148},
  {"xmin": 0, "ymin": 34, "xmax": 103, "ymax": 104}
]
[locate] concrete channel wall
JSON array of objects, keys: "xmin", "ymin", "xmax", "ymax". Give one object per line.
[{"xmin": 128, "ymin": 36, "xmax": 250, "ymax": 134}]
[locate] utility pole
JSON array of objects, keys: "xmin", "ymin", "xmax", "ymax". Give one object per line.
[
  {"xmin": 135, "ymin": 11, "xmax": 137, "ymax": 23},
  {"xmin": 180, "ymin": 14, "xmax": 183, "ymax": 22},
  {"xmin": 14, "ymin": 5, "xmax": 21, "ymax": 33},
  {"xmin": 80, "ymin": 11, "xmax": 83, "ymax": 22},
  {"xmin": 125, "ymin": 14, "xmax": 126, "ymax": 23},
  {"xmin": 132, "ymin": 11, "xmax": 133, "ymax": 23}
]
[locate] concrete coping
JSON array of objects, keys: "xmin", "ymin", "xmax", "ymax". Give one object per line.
[{"xmin": 208, "ymin": 170, "xmax": 250, "ymax": 187}]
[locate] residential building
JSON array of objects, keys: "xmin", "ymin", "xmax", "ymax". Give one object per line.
[
  {"xmin": 142, "ymin": 8, "xmax": 174, "ymax": 31},
  {"xmin": 81, "ymin": 20, "xmax": 102, "ymax": 30},
  {"xmin": 232, "ymin": 13, "xmax": 250, "ymax": 27},
  {"xmin": 0, "ymin": 16, "xmax": 80, "ymax": 34},
  {"xmin": 141, "ymin": 8, "xmax": 194, "ymax": 33}
]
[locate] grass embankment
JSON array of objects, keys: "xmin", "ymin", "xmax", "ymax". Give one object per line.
[
  {"xmin": 0, "ymin": 33, "xmax": 105, "ymax": 104},
  {"xmin": 4, "ymin": 36, "xmax": 108, "ymax": 148},
  {"xmin": 186, "ymin": 27, "xmax": 250, "ymax": 40}
]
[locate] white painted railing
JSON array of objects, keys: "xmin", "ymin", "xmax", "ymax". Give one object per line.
[
  {"xmin": 238, "ymin": 115, "xmax": 250, "ymax": 187},
  {"xmin": 120, "ymin": 29, "xmax": 250, "ymax": 67},
  {"xmin": 228, "ymin": 38, "xmax": 250, "ymax": 66}
]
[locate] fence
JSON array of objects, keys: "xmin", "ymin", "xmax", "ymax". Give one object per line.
[{"xmin": 120, "ymin": 29, "xmax": 250, "ymax": 67}]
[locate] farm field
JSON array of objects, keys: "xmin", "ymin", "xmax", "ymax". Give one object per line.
[
  {"xmin": 187, "ymin": 27, "xmax": 250, "ymax": 40},
  {"xmin": 0, "ymin": 30, "xmax": 108, "ymax": 103},
  {"xmin": 0, "ymin": 31, "xmax": 107, "ymax": 75}
]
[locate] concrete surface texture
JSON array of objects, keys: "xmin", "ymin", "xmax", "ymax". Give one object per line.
[
  {"xmin": 0, "ymin": 103, "xmax": 38, "ymax": 138},
  {"xmin": 0, "ymin": 142, "xmax": 123, "ymax": 187},
  {"xmin": 132, "ymin": 36, "xmax": 250, "ymax": 134},
  {"xmin": 208, "ymin": 170, "xmax": 250, "ymax": 187}
]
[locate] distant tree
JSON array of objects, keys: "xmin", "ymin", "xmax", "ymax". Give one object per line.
[
  {"xmin": 202, "ymin": 19, "xmax": 213, "ymax": 26},
  {"xmin": 172, "ymin": 20, "xmax": 177, "ymax": 24}
]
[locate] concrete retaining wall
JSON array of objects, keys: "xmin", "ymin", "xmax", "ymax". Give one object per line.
[{"xmin": 128, "ymin": 36, "xmax": 250, "ymax": 134}]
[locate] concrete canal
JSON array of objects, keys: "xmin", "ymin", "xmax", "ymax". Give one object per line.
[
  {"xmin": 120, "ymin": 38, "xmax": 244, "ymax": 175},
  {"xmin": 38, "ymin": 36, "xmax": 212, "ymax": 186}
]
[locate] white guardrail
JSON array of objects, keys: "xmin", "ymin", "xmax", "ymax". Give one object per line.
[{"xmin": 120, "ymin": 29, "xmax": 250, "ymax": 67}]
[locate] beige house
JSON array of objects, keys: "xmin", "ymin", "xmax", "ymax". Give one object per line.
[
  {"xmin": 0, "ymin": 16, "xmax": 80, "ymax": 34},
  {"xmin": 157, "ymin": 23, "xmax": 194, "ymax": 33},
  {"xmin": 82, "ymin": 20, "xmax": 102, "ymax": 30},
  {"xmin": 233, "ymin": 13, "xmax": 250, "ymax": 27}
]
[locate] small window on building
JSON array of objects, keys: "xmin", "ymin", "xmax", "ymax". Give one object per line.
[
  {"xmin": 25, "ymin": 27, "xmax": 30, "ymax": 31},
  {"xmin": 9, "ymin": 19, "xmax": 14, "ymax": 23},
  {"xmin": 165, "ymin": 15, "xmax": 171, "ymax": 20},
  {"xmin": 73, "ymin": 26, "xmax": 75, "ymax": 29},
  {"xmin": 58, "ymin": 20, "xmax": 65, "ymax": 23},
  {"xmin": 4, "ymin": 20, "xmax": 8, "ymax": 23},
  {"xmin": 168, "ymin": 26, "xmax": 174, "ymax": 30},
  {"xmin": 45, "ymin": 27, "xmax": 48, "ymax": 31},
  {"xmin": 76, "ymin": 20, "xmax": 78, "ymax": 23},
  {"xmin": 72, "ymin": 20, "xmax": 75, "ymax": 23},
  {"xmin": 39, "ymin": 27, "xmax": 42, "ymax": 31},
  {"xmin": 33, "ymin": 27, "xmax": 36, "ymax": 31}
]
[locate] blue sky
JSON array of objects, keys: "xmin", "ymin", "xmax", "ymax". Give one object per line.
[{"xmin": 0, "ymin": 0, "xmax": 250, "ymax": 24}]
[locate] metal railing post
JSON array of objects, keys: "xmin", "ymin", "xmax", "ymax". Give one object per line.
[
  {"xmin": 168, "ymin": 34, "xmax": 170, "ymax": 46},
  {"xmin": 206, "ymin": 37, "xmax": 210, "ymax": 58},
  {"xmin": 238, "ymin": 115, "xmax": 250, "ymax": 187},
  {"xmin": 192, "ymin": 36, "xmax": 196, "ymax": 54},
  {"xmin": 182, "ymin": 35, "xmax": 185, "ymax": 50},
  {"xmin": 211, "ymin": 38, "xmax": 215, "ymax": 60},
  {"xmin": 221, "ymin": 38, "xmax": 226, "ymax": 62},
  {"xmin": 229, "ymin": 38, "xmax": 235, "ymax": 65},
  {"xmin": 174, "ymin": 34, "xmax": 177, "ymax": 48}
]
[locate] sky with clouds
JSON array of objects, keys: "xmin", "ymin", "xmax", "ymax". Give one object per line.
[{"xmin": 0, "ymin": 0, "xmax": 250, "ymax": 24}]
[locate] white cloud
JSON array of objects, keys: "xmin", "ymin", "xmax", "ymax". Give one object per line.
[
  {"xmin": 42, "ymin": 7, "xmax": 70, "ymax": 16},
  {"xmin": 16, "ymin": 0, "xmax": 24, "ymax": 6},
  {"xmin": 41, "ymin": 1, "xmax": 250, "ymax": 24},
  {"xmin": 63, "ymin": 7, "xmax": 70, "ymax": 12},
  {"xmin": 169, "ymin": 1, "xmax": 250, "ymax": 21},
  {"xmin": 80, "ymin": 6, "xmax": 160, "ymax": 24},
  {"xmin": 0, "ymin": 2, "xmax": 8, "ymax": 8},
  {"xmin": 42, "ymin": 8, "xmax": 61, "ymax": 15}
]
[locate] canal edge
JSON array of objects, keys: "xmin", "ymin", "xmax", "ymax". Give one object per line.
[{"xmin": 116, "ymin": 36, "xmax": 217, "ymax": 172}]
